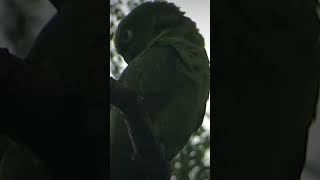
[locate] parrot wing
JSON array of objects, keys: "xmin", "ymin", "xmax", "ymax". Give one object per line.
[{"xmin": 122, "ymin": 30, "xmax": 210, "ymax": 160}]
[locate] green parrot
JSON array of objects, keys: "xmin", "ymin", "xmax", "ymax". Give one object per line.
[{"xmin": 110, "ymin": 2, "xmax": 210, "ymax": 179}]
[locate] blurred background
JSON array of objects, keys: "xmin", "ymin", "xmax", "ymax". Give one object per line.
[{"xmin": 0, "ymin": 0, "xmax": 319, "ymax": 180}]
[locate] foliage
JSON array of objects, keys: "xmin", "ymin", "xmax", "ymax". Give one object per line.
[
  {"xmin": 110, "ymin": 1, "xmax": 210, "ymax": 180},
  {"xmin": 171, "ymin": 128, "xmax": 210, "ymax": 180}
]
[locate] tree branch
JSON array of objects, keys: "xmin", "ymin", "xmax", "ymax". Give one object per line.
[{"xmin": 110, "ymin": 77, "xmax": 170, "ymax": 180}]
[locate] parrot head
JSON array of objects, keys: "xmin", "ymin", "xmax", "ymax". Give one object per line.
[{"xmin": 113, "ymin": 2, "xmax": 186, "ymax": 64}]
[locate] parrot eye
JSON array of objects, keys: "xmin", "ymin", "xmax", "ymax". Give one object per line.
[{"xmin": 121, "ymin": 30, "xmax": 133, "ymax": 43}]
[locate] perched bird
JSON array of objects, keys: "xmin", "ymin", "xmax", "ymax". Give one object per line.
[{"xmin": 110, "ymin": 2, "xmax": 210, "ymax": 179}]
